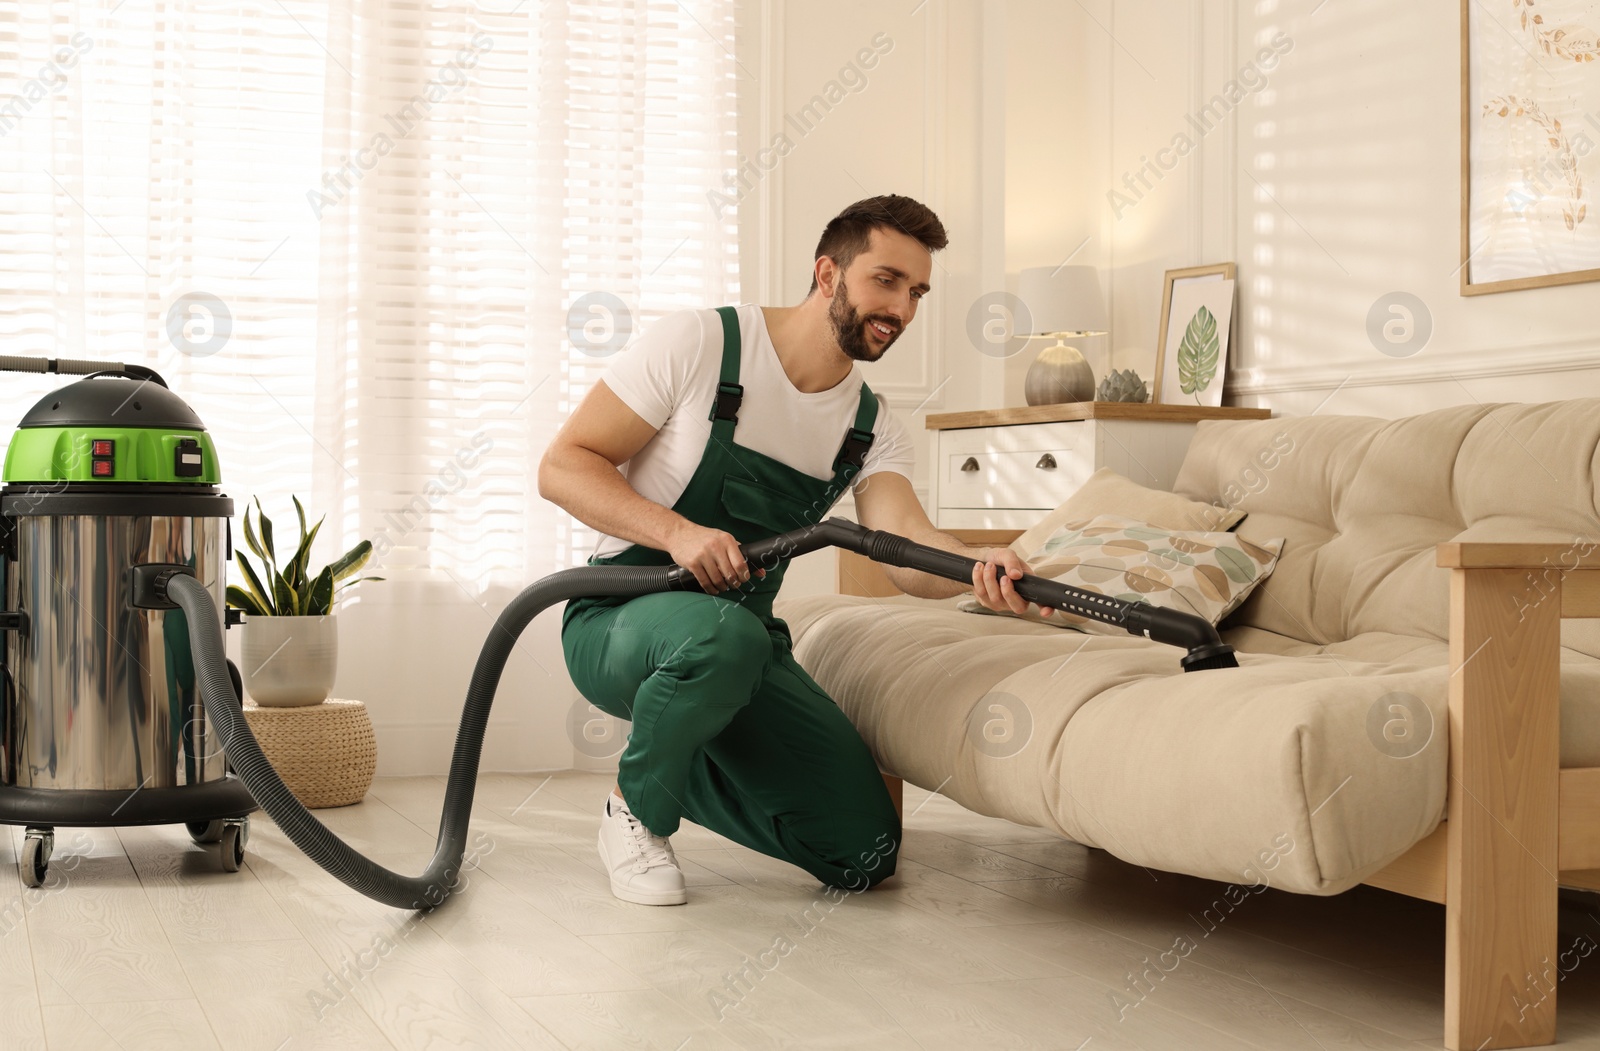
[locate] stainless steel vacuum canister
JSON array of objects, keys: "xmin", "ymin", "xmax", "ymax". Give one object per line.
[{"xmin": 1, "ymin": 374, "xmax": 234, "ymax": 791}]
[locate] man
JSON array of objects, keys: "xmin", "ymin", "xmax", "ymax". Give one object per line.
[{"xmin": 539, "ymin": 194, "xmax": 1054, "ymax": 906}]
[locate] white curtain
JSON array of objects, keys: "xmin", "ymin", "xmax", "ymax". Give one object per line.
[
  {"xmin": 2, "ymin": 0, "xmax": 743, "ymax": 772},
  {"xmin": 1, "ymin": 0, "xmax": 742, "ymax": 590}
]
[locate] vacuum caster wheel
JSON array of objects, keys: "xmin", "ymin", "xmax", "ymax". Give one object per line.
[
  {"xmin": 218, "ymin": 819, "xmax": 248, "ymax": 873},
  {"xmin": 187, "ymin": 820, "xmax": 225, "ymax": 845},
  {"xmin": 21, "ymin": 829, "xmax": 54, "ymax": 889}
]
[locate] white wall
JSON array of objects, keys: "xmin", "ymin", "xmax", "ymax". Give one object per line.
[
  {"xmin": 740, "ymin": 0, "xmax": 1006, "ymax": 519},
  {"xmin": 1003, "ymin": 0, "xmax": 1600, "ymax": 418}
]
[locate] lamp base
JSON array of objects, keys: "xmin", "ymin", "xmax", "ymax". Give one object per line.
[{"xmin": 1023, "ymin": 341, "xmax": 1095, "ymax": 406}]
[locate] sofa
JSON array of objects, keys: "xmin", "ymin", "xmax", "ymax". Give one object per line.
[{"xmin": 774, "ymin": 398, "xmax": 1600, "ymax": 1051}]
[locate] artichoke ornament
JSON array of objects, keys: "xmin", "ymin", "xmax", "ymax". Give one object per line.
[{"xmin": 1096, "ymin": 368, "xmax": 1150, "ymax": 403}]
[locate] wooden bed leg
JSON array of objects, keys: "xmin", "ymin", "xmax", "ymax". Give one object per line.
[
  {"xmin": 882, "ymin": 773, "xmax": 904, "ymax": 822},
  {"xmin": 1444, "ymin": 567, "xmax": 1562, "ymax": 1050}
]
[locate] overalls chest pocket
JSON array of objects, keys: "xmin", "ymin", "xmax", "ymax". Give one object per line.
[
  {"xmin": 718, "ymin": 472, "xmax": 838, "ymax": 595},
  {"xmin": 719, "ymin": 474, "xmax": 825, "ymax": 543}
]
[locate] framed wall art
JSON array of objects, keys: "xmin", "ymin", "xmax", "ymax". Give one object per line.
[
  {"xmin": 1153, "ymin": 263, "xmax": 1236, "ymax": 407},
  {"xmin": 1461, "ymin": 0, "xmax": 1600, "ymax": 294}
]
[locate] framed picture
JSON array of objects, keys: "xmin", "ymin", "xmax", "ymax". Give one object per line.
[
  {"xmin": 1153, "ymin": 263, "xmax": 1236, "ymax": 407},
  {"xmin": 1461, "ymin": 0, "xmax": 1600, "ymax": 295}
]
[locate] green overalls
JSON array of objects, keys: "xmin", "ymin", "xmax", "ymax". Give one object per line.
[{"xmin": 561, "ymin": 306, "xmax": 901, "ymax": 890}]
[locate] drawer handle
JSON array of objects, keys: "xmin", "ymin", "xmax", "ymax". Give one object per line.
[
  {"xmin": 960, "ymin": 457, "xmax": 980, "ymax": 472},
  {"xmin": 1036, "ymin": 453, "xmax": 1057, "ymax": 470}
]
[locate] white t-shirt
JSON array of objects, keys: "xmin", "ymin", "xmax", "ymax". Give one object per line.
[{"xmin": 591, "ymin": 304, "xmax": 915, "ymax": 559}]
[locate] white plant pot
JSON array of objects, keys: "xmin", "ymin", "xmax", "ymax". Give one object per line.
[{"xmin": 241, "ymin": 615, "xmax": 338, "ymax": 707}]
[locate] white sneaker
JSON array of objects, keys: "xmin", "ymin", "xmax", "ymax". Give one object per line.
[{"xmin": 598, "ymin": 792, "xmax": 687, "ymax": 906}]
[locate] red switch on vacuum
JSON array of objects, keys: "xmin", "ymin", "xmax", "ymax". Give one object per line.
[{"xmin": 91, "ymin": 438, "xmax": 115, "ymax": 477}]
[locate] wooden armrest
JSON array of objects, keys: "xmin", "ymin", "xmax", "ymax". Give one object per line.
[
  {"xmin": 1437, "ymin": 540, "xmax": 1600, "ymax": 569},
  {"xmin": 1438, "ymin": 541, "xmax": 1600, "ymax": 620},
  {"xmin": 1441, "ymin": 553, "xmax": 1564, "ymax": 1048}
]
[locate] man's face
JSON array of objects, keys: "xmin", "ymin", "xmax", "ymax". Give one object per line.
[{"xmin": 825, "ymin": 228, "xmax": 933, "ymax": 363}]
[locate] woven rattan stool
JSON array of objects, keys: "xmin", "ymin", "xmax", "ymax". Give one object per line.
[{"xmin": 240, "ymin": 698, "xmax": 377, "ymax": 809}]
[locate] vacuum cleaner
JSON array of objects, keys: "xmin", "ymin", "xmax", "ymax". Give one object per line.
[
  {"xmin": 0, "ymin": 357, "xmax": 254, "ymax": 887},
  {"xmin": 0, "ymin": 357, "xmax": 1237, "ymax": 908}
]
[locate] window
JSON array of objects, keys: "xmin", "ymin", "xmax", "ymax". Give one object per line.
[{"xmin": 0, "ymin": 0, "xmax": 742, "ymax": 588}]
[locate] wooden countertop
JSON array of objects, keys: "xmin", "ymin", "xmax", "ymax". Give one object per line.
[{"xmin": 924, "ymin": 402, "xmax": 1273, "ymax": 430}]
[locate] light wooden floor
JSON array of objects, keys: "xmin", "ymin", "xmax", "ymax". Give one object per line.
[{"xmin": 3, "ymin": 772, "xmax": 1599, "ymax": 1051}]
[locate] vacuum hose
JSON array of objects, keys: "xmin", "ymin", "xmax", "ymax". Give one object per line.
[{"xmin": 162, "ymin": 517, "xmax": 1236, "ymax": 910}]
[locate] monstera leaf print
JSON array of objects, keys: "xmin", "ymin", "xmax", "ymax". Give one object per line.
[{"xmin": 1177, "ymin": 305, "xmax": 1219, "ymax": 402}]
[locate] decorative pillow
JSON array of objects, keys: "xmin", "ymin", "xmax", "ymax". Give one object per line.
[
  {"xmin": 1007, "ymin": 468, "xmax": 1245, "ymax": 562},
  {"xmin": 959, "ymin": 513, "xmax": 1285, "ymax": 634}
]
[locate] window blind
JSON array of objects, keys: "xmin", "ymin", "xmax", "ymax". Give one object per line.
[{"xmin": 0, "ymin": 0, "xmax": 742, "ymax": 589}]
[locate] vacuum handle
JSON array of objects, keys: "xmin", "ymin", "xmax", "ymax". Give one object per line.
[
  {"xmin": 0, "ymin": 356, "xmax": 167, "ymax": 387},
  {"xmin": 740, "ymin": 518, "xmax": 869, "ymax": 571},
  {"xmin": 0, "ymin": 356, "xmax": 106, "ymax": 375}
]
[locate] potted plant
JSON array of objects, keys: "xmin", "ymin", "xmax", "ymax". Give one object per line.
[{"xmin": 225, "ymin": 497, "xmax": 382, "ymax": 707}]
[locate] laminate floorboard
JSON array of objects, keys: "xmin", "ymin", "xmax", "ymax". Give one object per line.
[{"xmin": 6, "ymin": 771, "xmax": 1595, "ymax": 1050}]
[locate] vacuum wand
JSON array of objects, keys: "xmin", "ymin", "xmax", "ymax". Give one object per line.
[{"xmin": 669, "ymin": 517, "xmax": 1239, "ymax": 673}]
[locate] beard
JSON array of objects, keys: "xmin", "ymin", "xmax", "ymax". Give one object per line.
[{"xmin": 828, "ymin": 278, "xmax": 901, "ymax": 362}]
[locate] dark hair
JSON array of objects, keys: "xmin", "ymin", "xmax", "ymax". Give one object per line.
[{"xmin": 808, "ymin": 194, "xmax": 948, "ymax": 296}]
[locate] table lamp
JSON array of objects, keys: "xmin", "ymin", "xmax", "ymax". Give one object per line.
[{"xmin": 1018, "ymin": 265, "xmax": 1107, "ymax": 406}]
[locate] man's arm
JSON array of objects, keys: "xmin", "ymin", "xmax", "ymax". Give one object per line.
[
  {"xmin": 851, "ymin": 471, "xmax": 1054, "ymax": 617},
  {"xmin": 536, "ymin": 381, "xmax": 759, "ymax": 594}
]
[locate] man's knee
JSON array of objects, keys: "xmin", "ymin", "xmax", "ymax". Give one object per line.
[{"xmin": 663, "ymin": 603, "xmax": 771, "ymax": 685}]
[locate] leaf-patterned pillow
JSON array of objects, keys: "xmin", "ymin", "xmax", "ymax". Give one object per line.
[{"xmin": 957, "ymin": 513, "xmax": 1285, "ymax": 634}]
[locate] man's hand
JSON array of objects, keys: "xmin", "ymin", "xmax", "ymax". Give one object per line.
[
  {"xmin": 667, "ymin": 521, "xmax": 767, "ymax": 595},
  {"xmin": 970, "ymin": 547, "xmax": 1055, "ymax": 618}
]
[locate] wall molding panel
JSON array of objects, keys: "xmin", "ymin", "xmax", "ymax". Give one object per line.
[{"xmin": 1229, "ymin": 335, "xmax": 1600, "ymax": 397}]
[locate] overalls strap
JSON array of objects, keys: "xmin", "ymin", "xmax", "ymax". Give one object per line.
[
  {"xmin": 825, "ymin": 380, "xmax": 878, "ymax": 495},
  {"xmin": 708, "ymin": 305, "xmax": 744, "ymax": 442}
]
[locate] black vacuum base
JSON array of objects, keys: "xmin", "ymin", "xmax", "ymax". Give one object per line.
[{"xmin": 0, "ymin": 775, "xmax": 258, "ymax": 828}]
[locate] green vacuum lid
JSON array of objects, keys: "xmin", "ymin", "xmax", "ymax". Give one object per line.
[{"xmin": 3, "ymin": 376, "xmax": 221, "ymax": 485}]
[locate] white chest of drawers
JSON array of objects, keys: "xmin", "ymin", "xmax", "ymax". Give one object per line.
[{"xmin": 925, "ymin": 402, "xmax": 1273, "ymax": 532}]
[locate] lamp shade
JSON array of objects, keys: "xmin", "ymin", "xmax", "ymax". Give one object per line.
[{"xmin": 1018, "ymin": 265, "xmax": 1107, "ymax": 336}]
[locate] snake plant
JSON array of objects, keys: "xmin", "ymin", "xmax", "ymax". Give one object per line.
[{"xmin": 226, "ymin": 496, "xmax": 382, "ymax": 616}]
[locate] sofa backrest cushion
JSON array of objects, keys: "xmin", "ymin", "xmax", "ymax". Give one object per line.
[{"xmin": 1171, "ymin": 400, "xmax": 1600, "ymax": 654}]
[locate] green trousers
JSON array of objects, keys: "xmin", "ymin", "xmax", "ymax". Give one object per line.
[{"xmin": 562, "ymin": 591, "xmax": 900, "ymax": 890}]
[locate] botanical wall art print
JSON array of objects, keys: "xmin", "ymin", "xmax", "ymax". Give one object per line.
[
  {"xmin": 1463, "ymin": 0, "xmax": 1600, "ymax": 294},
  {"xmin": 1154, "ymin": 263, "xmax": 1236, "ymax": 407}
]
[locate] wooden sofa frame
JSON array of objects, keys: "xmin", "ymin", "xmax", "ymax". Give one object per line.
[{"xmin": 839, "ymin": 538, "xmax": 1600, "ymax": 1051}]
